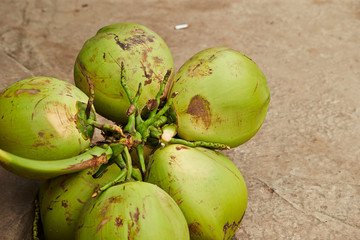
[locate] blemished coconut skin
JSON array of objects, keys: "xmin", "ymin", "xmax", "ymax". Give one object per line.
[
  {"xmin": 0, "ymin": 76, "xmax": 94, "ymax": 160},
  {"xmin": 146, "ymin": 144, "xmax": 248, "ymax": 240},
  {"xmin": 169, "ymin": 47, "xmax": 270, "ymax": 148},
  {"xmin": 75, "ymin": 181, "xmax": 190, "ymax": 240},
  {"xmin": 39, "ymin": 164, "xmax": 122, "ymax": 240},
  {"xmin": 74, "ymin": 22, "xmax": 175, "ymax": 125}
]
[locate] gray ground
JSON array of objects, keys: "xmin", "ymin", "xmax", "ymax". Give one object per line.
[{"xmin": 0, "ymin": 0, "xmax": 359, "ymax": 239}]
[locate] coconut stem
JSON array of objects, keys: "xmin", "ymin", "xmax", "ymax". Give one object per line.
[
  {"xmin": 122, "ymin": 147, "xmax": 133, "ymax": 181},
  {"xmin": 113, "ymin": 151, "xmax": 126, "ymax": 170},
  {"xmin": 125, "ymin": 82, "xmax": 143, "ymax": 133},
  {"xmin": 120, "ymin": 62, "xmax": 133, "ymax": 103},
  {"xmin": 153, "ymin": 115, "xmax": 168, "ymax": 128},
  {"xmin": 137, "ymin": 91, "xmax": 178, "ymax": 136},
  {"xmin": 149, "ymin": 126, "xmax": 162, "ymax": 139},
  {"xmin": 131, "ymin": 167, "xmax": 143, "ymax": 181},
  {"xmin": 85, "ymin": 75, "xmax": 95, "ymax": 119},
  {"xmin": 135, "ymin": 144, "xmax": 146, "ymax": 176},
  {"xmin": 168, "ymin": 138, "xmax": 230, "ymax": 150},
  {"xmin": 94, "ymin": 168, "xmax": 127, "ymax": 197},
  {"xmin": 92, "ymin": 159, "xmax": 114, "ymax": 178},
  {"xmin": 147, "ymin": 68, "xmax": 172, "ymax": 119},
  {"xmin": 87, "ymin": 118, "xmax": 125, "ymax": 138},
  {"xmin": 121, "ymin": 63, "xmax": 143, "ymax": 135}
]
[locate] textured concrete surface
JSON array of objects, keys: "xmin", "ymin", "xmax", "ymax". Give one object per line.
[{"xmin": 1, "ymin": 0, "xmax": 359, "ymax": 239}]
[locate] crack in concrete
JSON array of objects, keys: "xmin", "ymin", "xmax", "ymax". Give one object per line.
[
  {"xmin": 255, "ymin": 178, "xmax": 360, "ymax": 232},
  {"xmin": 256, "ymin": 177, "xmax": 302, "ymax": 211},
  {"xmin": 288, "ymin": 171, "xmax": 360, "ymax": 188},
  {"xmin": 3, "ymin": 50, "xmax": 34, "ymax": 77},
  {"xmin": 314, "ymin": 210, "xmax": 360, "ymax": 230}
]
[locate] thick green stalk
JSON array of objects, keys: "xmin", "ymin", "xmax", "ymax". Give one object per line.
[
  {"xmin": 0, "ymin": 146, "xmax": 112, "ymax": 180},
  {"xmin": 122, "ymin": 147, "xmax": 133, "ymax": 181},
  {"xmin": 94, "ymin": 168, "xmax": 127, "ymax": 197},
  {"xmin": 112, "ymin": 151, "xmax": 126, "ymax": 169},
  {"xmin": 153, "ymin": 115, "xmax": 168, "ymax": 128},
  {"xmin": 135, "ymin": 144, "xmax": 146, "ymax": 175},
  {"xmin": 149, "ymin": 126, "xmax": 162, "ymax": 139},
  {"xmin": 92, "ymin": 159, "xmax": 114, "ymax": 178},
  {"xmin": 131, "ymin": 167, "xmax": 143, "ymax": 181},
  {"xmin": 92, "ymin": 144, "xmax": 126, "ymax": 178}
]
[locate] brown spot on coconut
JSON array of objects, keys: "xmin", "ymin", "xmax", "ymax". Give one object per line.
[{"xmin": 186, "ymin": 95, "xmax": 212, "ymax": 129}]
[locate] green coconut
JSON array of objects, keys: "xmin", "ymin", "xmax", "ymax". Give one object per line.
[
  {"xmin": 39, "ymin": 164, "xmax": 122, "ymax": 240},
  {"xmin": 168, "ymin": 47, "xmax": 270, "ymax": 148},
  {"xmin": 146, "ymin": 144, "xmax": 248, "ymax": 240},
  {"xmin": 0, "ymin": 77, "xmax": 94, "ymax": 160},
  {"xmin": 74, "ymin": 22, "xmax": 174, "ymax": 125},
  {"xmin": 75, "ymin": 181, "xmax": 190, "ymax": 240}
]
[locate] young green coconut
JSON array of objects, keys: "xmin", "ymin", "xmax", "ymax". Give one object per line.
[
  {"xmin": 74, "ymin": 22, "xmax": 175, "ymax": 125},
  {"xmin": 146, "ymin": 144, "xmax": 248, "ymax": 240},
  {"xmin": 168, "ymin": 47, "xmax": 271, "ymax": 148},
  {"xmin": 38, "ymin": 164, "xmax": 123, "ymax": 240},
  {"xmin": 75, "ymin": 181, "xmax": 190, "ymax": 240},
  {"xmin": 0, "ymin": 76, "xmax": 95, "ymax": 160},
  {"xmin": 0, "ymin": 76, "xmax": 117, "ymax": 179}
]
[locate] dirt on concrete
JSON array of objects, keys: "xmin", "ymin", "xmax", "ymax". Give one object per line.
[{"xmin": 0, "ymin": 0, "xmax": 359, "ymax": 239}]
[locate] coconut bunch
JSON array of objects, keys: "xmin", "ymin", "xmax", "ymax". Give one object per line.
[{"xmin": 0, "ymin": 23, "xmax": 270, "ymax": 240}]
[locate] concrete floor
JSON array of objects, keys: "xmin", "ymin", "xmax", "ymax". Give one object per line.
[{"xmin": 0, "ymin": 0, "xmax": 359, "ymax": 239}]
